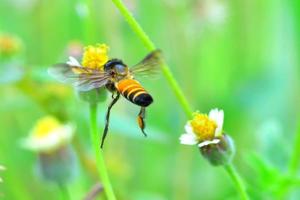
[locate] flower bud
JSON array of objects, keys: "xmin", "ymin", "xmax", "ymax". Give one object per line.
[
  {"xmin": 21, "ymin": 116, "xmax": 78, "ymax": 184},
  {"xmin": 199, "ymin": 134, "xmax": 235, "ymax": 166},
  {"xmin": 38, "ymin": 146, "xmax": 77, "ymax": 184}
]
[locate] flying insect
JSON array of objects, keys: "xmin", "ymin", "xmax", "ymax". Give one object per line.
[{"xmin": 49, "ymin": 50, "xmax": 162, "ymax": 148}]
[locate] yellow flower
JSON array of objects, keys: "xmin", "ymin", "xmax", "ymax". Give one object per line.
[
  {"xmin": 190, "ymin": 113, "xmax": 217, "ymax": 141},
  {"xmin": 180, "ymin": 108, "xmax": 224, "ymax": 147},
  {"xmin": 21, "ymin": 116, "xmax": 74, "ymax": 153},
  {"xmin": 81, "ymin": 44, "xmax": 109, "ymax": 70}
]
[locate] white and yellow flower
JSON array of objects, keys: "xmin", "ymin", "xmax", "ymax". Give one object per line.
[
  {"xmin": 21, "ymin": 116, "xmax": 74, "ymax": 153},
  {"xmin": 66, "ymin": 43, "xmax": 109, "ymax": 71},
  {"xmin": 180, "ymin": 108, "xmax": 224, "ymax": 148}
]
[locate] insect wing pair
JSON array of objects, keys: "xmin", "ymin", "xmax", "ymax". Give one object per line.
[
  {"xmin": 49, "ymin": 50, "xmax": 163, "ymax": 148},
  {"xmin": 49, "ymin": 50, "xmax": 162, "ymax": 92}
]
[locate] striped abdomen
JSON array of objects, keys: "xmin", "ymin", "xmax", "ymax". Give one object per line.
[{"xmin": 115, "ymin": 79, "xmax": 153, "ymax": 107}]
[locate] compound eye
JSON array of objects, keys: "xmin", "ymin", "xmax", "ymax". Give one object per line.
[{"xmin": 115, "ymin": 64, "xmax": 127, "ymax": 75}]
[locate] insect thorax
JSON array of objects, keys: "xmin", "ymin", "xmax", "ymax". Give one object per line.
[
  {"xmin": 104, "ymin": 59, "xmax": 129, "ymax": 78},
  {"xmin": 104, "ymin": 59, "xmax": 130, "ymax": 92}
]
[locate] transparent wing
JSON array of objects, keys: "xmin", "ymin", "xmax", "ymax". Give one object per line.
[
  {"xmin": 130, "ymin": 49, "xmax": 163, "ymax": 78},
  {"xmin": 48, "ymin": 64, "xmax": 110, "ymax": 91}
]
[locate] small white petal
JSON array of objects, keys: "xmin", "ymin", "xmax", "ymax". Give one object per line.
[
  {"xmin": 179, "ymin": 132, "xmax": 198, "ymax": 145},
  {"xmin": 67, "ymin": 56, "xmax": 81, "ymax": 67},
  {"xmin": 198, "ymin": 139, "xmax": 220, "ymax": 148},
  {"xmin": 184, "ymin": 122, "xmax": 194, "ymax": 135},
  {"xmin": 209, "ymin": 108, "xmax": 224, "ymax": 137}
]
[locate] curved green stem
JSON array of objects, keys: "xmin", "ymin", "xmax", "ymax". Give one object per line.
[
  {"xmin": 111, "ymin": 0, "xmax": 193, "ymax": 118},
  {"xmin": 110, "ymin": 0, "xmax": 249, "ymax": 199},
  {"xmin": 224, "ymin": 164, "xmax": 249, "ymax": 200},
  {"xmin": 89, "ymin": 103, "xmax": 116, "ymax": 200}
]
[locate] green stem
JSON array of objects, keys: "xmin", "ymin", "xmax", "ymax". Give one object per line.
[
  {"xmin": 58, "ymin": 183, "xmax": 71, "ymax": 200},
  {"xmin": 89, "ymin": 103, "xmax": 116, "ymax": 200},
  {"xmin": 111, "ymin": 0, "xmax": 193, "ymax": 118},
  {"xmin": 224, "ymin": 164, "xmax": 249, "ymax": 200},
  {"xmin": 288, "ymin": 123, "xmax": 300, "ymax": 176}
]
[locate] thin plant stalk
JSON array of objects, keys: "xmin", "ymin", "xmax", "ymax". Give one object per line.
[
  {"xmin": 89, "ymin": 103, "xmax": 116, "ymax": 200},
  {"xmin": 224, "ymin": 164, "xmax": 249, "ymax": 200},
  {"xmin": 110, "ymin": 0, "xmax": 249, "ymax": 199},
  {"xmin": 58, "ymin": 183, "xmax": 71, "ymax": 200},
  {"xmin": 111, "ymin": 0, "xmax": 193, "ymax": 118}
]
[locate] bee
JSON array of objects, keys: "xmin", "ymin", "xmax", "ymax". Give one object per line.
[{"xmin": 49, "ymin": 50, "xmax": 163, "ymax": 148}]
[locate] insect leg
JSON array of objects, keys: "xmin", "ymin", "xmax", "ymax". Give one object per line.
[
  {"xmin": 101, "ymin": 92, "xmax": 120, "ymax": 148},
  {"xmin": 137, "ymin": 107, "xmax": 147, "ymax": 137}
]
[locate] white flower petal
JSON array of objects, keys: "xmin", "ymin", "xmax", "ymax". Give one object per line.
[
  {"xmin": 184, "ymin": 122, "xmax": 194, "ymax": 135},
  {"xmin": 67, "ymin": 56, "xmax": 81, "ymax": 67},
  {"xmin": 209, "ymin": 108, "xmax": 224, "ymax": 137},
  {"xmin": 179, "ymin": 132, "xmax": 198, "ymax": 145},
  {"xmin": 198, "ymin": 139, "xmax": 220, "ymax": 148}
]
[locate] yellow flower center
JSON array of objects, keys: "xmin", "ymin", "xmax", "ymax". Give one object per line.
[
  {"xmin": 190, "ymin": 113, "xmax": 217, "ymax": 141},
  {"xmin": 31, "ymin": 116, "xmax": 61, "ymax": 139},
  {"xmin": 81, "ymin": 44, "xmax": 109, "ymax": 70}
]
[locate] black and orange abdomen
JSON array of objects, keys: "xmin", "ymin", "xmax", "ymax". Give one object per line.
[{"xmin": 115, "ymin": 79, "xmax": 153, "ymax": 107}]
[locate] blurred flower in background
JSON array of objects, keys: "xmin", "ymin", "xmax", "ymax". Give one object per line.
[
  {"xmin": 65, "ymin": 40, "xmax": 84, "ymax": 60},
  {"xmin": 0, "ymin": 165, "xmax": 5, "ymax": 197},
  {"xmin": 0, "ymin": 165, "xmax": 5, "ymax": 183},
  {"xmin": 0, "ymin": 32, "xmax": 24, "ymax": 84},
  {"xmin": 21, "ymin": 116, "xmax": 78, "ymax": 184},
  {"xmin": 123, "ymin": 0, "xmax": 137, "ymax": 13},
  {"xmin": 187, "ymin": 0, "xmax": 229, "ymax": 38},
  {"xmin": 22, "ymin": 116, "xmax": 74, "ymax": 152},
  {"xmin": 194, "ymin": 0, "xmax": 227, "ymax": 29},
  {"xmin": 8, "ymin": 0, "xmax": 37, "ymax": 11},
  {"xmin": 180, "ymin": 109, "xmax": 235, "ymax": 166},
  {"xmin": 0, "ymin": 32, "xmax": 23, "ymax": 58},
  {"xmin": 75, "ymin": 1, "xmax": 89, "ymax": 19}
]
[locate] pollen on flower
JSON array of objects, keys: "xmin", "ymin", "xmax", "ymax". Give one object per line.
[
  {"xmin": 81, "ymin": 44, "xmax": 109, "ymax": 70},
  {"xmin": 190, "ymin": 113, "xmax": 217, "ymax": 141},
  {"xmin": 32, "ymin": 116, "xmax": 61, "ymax": 139}
]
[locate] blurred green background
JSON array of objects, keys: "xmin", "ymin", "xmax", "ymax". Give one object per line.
[{"xmin": 1, "ymin": 0, "xmax": 300, "ymax": 199}]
